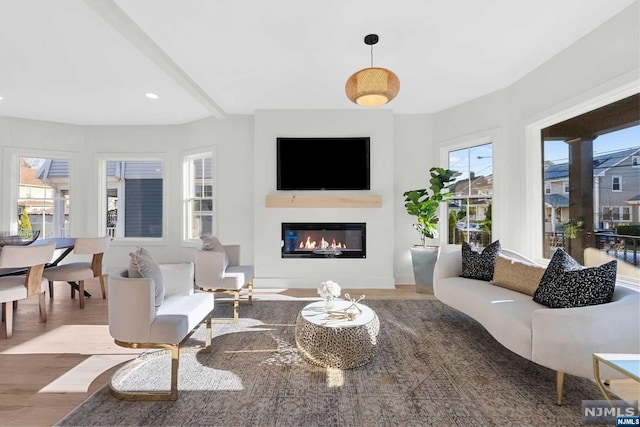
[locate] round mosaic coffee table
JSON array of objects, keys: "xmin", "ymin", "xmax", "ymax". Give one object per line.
[{"xmin": 295, "ymin": 300, "xmax": 380, "ymax": 369}]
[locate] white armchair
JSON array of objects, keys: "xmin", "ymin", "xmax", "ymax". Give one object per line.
[
  {"xmin": 195, "ymin": 245, "xmax": 254, "ymax": 322},
  {"xmin": 108, "ymin": 262, "xmax": 214, "ymax": 400}
]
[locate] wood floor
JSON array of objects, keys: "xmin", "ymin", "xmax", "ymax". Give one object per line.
[{"xmin": 0, "ymin": 280, "xmax": 637, "ymax": 426}]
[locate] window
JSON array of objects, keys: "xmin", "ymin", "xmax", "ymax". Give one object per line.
[
  {"xmin": 542, "ymin": 116, "xmax": 639, "ymax": 261},
  {"xmin": 18, "ymin": 157, "xmax": 70, "ymax": 239},
  {"xmin": 612, "ymin": 176, "xmax": 622, "ymax": 192},
  {"xmin": 184, "ymin": 153, "xmax": 214, "ymax": 240},
  {"xmin": 603, "ymin": 206, "xmax": 631, "ymax": 222},
  {"xmin": 105, "ymin": 160, "xmax": 164, "ymax": 238},
  {"xmin": 447, "ymin": 143, "xmax": 493, "ymax": 248},
  {"xmin": 563, "ymin": 180, "xmax": 569, "ymax": 194},
  {"xmin": 632, "ymin": 156, "xmax": 639, "ymax": 167},
  {"xmin": 545, "ymin": 183, "xmax": 551, "ymax": 194}
]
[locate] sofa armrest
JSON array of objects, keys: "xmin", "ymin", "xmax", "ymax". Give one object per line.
[
  {"xmin": 433, "ymin": 250, "xmax": 462, "ymax": 292},
  {"xmin": 108, "ymin": 271, "xmax": 155, "ymax": 343},
  {"xmin": 223, "ymin": 245, "xmax": 240, "ymax": 266},
  {"xmin": 532, "ymin": 285, "xmax": 640, "ymax": 379}
]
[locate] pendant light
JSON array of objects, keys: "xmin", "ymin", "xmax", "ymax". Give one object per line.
[{"xmin": 345, "ymin": 34, "xmax": 400, "ymax": 107}]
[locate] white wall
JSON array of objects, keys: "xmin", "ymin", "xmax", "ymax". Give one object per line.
[
  {"xmin": 432, "ymin": 1, "xmax": 639, "ymax": 260},
  {"xmin": 0, "ymin": 116, "xmax": 255, "ymax": 272},
  {"xmin": 253, "ymin": 109, "xmax": 396, "ymax": 289},
  {"xmin": 393, "ymin": 114, "xmax": 435, "ymax": 284}
]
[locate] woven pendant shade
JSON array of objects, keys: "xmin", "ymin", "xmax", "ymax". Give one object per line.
[
  {"xmin": 345, "ymin": 67, "xmax": 400, "ymax": 106},
  {"xmin": 345, "ymin": 34, "xmax": 399, "ymax": 107}
]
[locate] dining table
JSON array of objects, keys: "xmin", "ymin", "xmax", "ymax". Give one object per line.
[{"xmin": 0, "ymin": 237, "xmax": 92, "ymax": 297}]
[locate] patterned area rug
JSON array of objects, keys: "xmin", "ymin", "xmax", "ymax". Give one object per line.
[{"xmin": 56, "ymin": 299, "xmax": 611, "ymax": 426}]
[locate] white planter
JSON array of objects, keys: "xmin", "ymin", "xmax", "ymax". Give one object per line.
[{"xmin": 410, "ymin": 245, "xmax": 441, "ymax": 294}]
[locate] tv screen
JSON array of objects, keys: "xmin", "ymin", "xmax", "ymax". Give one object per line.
[{"xmin": 277, "ymin": 137, "xmax": 370, "ymax": 190}]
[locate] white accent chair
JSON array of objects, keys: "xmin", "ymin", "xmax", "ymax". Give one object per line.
[
  {"xmin": 0, "ymin": 242, "xmax": 56, "ymax": 338},
  {"xmin": 195, "ymin": 246, "xmax": 254, "ymax": 322},
  {"xmin": 108, "ymin": 262, "xmax": 214, "ymax": 400},
  {"xmin": 43, "ymin": 236, "xmax": 110, "ymax": 308}
]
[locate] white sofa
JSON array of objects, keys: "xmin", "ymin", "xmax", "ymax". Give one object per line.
[
  {"xmin": 108, "ymin": 262, "xmax": 214, "ymax": 400},
  {"xmin": 433, "ymin": 248, "xmax": 640, "ymax": 405}
]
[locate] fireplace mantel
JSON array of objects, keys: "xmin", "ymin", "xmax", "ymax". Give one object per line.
[{"xmin": 265, "ymin": 194, "xmax": 382, "ymax": 208}]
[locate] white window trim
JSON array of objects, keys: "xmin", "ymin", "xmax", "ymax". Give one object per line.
[
  {"xmin": 632, "ymin": 156, "xmax": 640, "ymax": 167},
  {"xmin": 1, "ymin": 147, "xmax": 79, "ymax": 236},
  {"xmin": 182, "ymin": 147, "xmax": 217, "ymax": 247},
  {"xmin": 525, "ymin": 75, "xmax": 638, "ymax": 263},
  {"xmin": 612, "ymin": 175, "xmax": 622, "ymax": 192},
  {"xmin": 438, "ymin": 128, "xmax": 498, "ymax": 247},
  {"xmin": 563, "ymin": 180, "xmax": 569, "ymax": 194},
  {"xmin": 97, "ymin": 152, "xmax": 169, "ymax": 246}
]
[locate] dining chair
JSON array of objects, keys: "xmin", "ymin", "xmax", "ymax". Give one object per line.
[
  {"xmin": 43, "ymin": 236, "xmax": 110, "ymax": 309},
  {"xmin": 0, "ymin": 242, "xmax": 56, "ymax": 338}
]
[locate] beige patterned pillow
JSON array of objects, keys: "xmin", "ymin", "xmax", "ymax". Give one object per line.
[{"xmin": 491, "ymin": 255, "xmax": 546, "ymax": 296}]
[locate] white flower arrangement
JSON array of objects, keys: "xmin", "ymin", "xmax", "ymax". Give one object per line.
[{"xmin": 317, "ymin": 280, "xmax": 341, "ymax": 298}]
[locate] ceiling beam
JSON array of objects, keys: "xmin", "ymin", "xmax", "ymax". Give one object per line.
[{"xmin": 83, "ymin": 0, "xmax": 226, "ymax": 120}]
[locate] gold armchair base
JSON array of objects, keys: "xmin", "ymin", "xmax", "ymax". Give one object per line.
[
  {"xmin": 200, "ymin": 279, "xmax": 253, "ymax": 323},
  {"xmin": 109, "ymin": 316, "xmax": 212, "ymax": 401}
]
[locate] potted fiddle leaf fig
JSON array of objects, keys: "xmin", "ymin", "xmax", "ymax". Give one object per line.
[{"xmin": 403, "ymin": 167, "xmax": 457, "ymax": 293}]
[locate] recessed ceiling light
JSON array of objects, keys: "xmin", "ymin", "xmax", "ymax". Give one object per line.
[
  {"xmin": 0, "ymin": 96, "xmax": 4, "ymax": 101},
  {"xmin": 145, "ymin": 93, "xmax": 159, "ymax": 99}
]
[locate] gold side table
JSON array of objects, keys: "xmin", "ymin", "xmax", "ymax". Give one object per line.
[
  {"xmin": 592, "ymin": 353, "xmax": 640, "ymax": 402},
  {"xmin": 295, "ymin": 300, "xmax": 380, "ymax": 369}
]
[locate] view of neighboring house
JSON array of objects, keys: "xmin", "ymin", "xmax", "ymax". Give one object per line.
[
  {"xmin": 17, "ymin": 158, "xmax": 70, "ymax": 238},
  {"xmin": 448, "ymin": 172, "xmax": 493, "ymax": 224},
  {"xmin": 544, "ymin": 146, "xmax": 640, "ymax": 233},
  {"xmin": 21, "ymin": 158, "xmax": 214, "ymax": 239}
]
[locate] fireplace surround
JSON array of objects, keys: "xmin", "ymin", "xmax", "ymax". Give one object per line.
[{"xmin": 282, "ymin": 222, "xmax": 366, "ymax": 258}]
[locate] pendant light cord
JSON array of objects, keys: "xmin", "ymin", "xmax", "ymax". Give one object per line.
[{"xmin": 370, "ymin": 44, "xmax": 374, "ymax": 68}]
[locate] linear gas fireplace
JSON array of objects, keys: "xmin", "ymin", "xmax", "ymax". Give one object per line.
[{"xmin": 282, "ymin": 222, "xmax": 366, "ymax": 258}]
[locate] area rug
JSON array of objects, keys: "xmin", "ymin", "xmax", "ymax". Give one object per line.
[{"xmin": 56, "ymin": 299, "xmax": 613, "ymax": 426}]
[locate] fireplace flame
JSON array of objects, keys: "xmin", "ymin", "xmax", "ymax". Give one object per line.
[{"xmin": 298, "ymin": 235, "xmax": 346, "ymax": 250}]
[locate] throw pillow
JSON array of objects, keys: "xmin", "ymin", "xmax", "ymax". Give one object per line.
[
  {"xmin": 460, "ymin": 240, "xmax": 501, "ymax": 281},
  {"xmin": 491, "ymin": 254, "xmax": 546, "ymax": 296},
  {"xmin": 128, "ymin": 247, "xmax": 165, "ymax": 313},
  {"xmin": 533, "ymin": 249, "xmax": 617, "ymax": 308},
  {"xmin": 200, "ymin": 235, "xmax": 224, "ymax": 251},
  {"xmin": 200, "ymin": 235, "xmax": 229, "ymax": 270}
]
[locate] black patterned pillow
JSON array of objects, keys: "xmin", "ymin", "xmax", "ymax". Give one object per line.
[
  {"xmin": 533, "ymin": 249, "xmax": 617, "ymax": 308},
  {"xmin": 460, "ymin": 240, "xmax": 501, "ymax": 281}
]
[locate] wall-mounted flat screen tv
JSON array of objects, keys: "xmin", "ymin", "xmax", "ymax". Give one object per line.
[{"xmin": 277, "ymin": 137, "xmax": 370, "ymax": 190}]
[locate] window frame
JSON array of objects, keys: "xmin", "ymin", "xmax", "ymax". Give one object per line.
[
  {"xmin": 97, "ymin": 153, "xmax": 168, "ymax": 246},
  {"xmin": 2, "ymin": 147, "xmax": 78, "ymax": 237},
  {"xmin": 612, "ymin": 175, "xmax": 622, "ymax": 192},
  {"xmin": 524, "ymin": 81, "xmax": 638, "ymax": 266},
  {"xmin": 182, "ymin": 148, "xmax": 217, "ymax": 246},
  {"xmin": 438, "ymin": 129, "xmax": 498, "ymax": 247}
]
